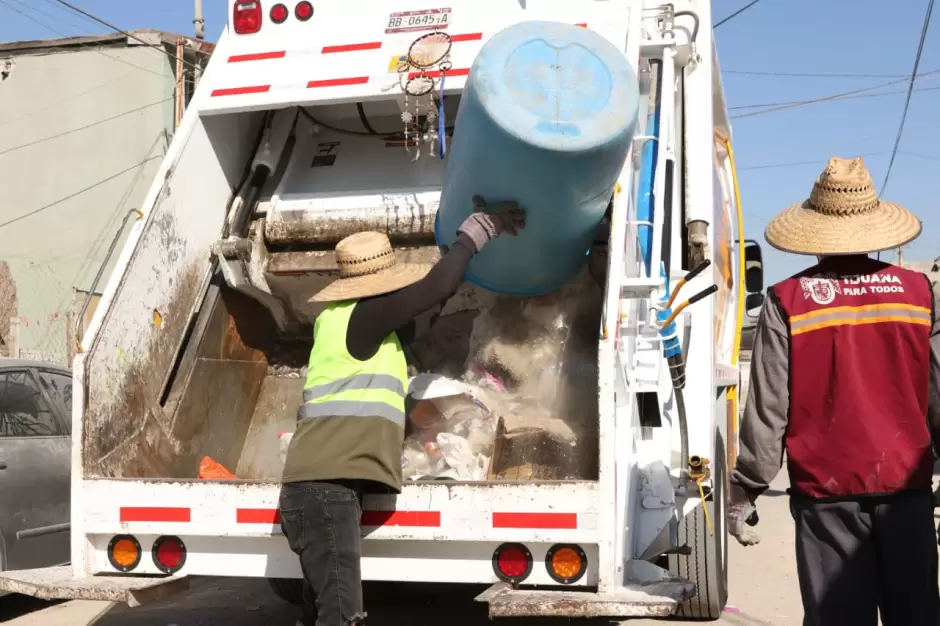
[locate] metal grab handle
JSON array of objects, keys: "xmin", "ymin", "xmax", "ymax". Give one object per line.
[{"xmin": 73, "ymin": 208, "xmax": 144, "ymax": 354}]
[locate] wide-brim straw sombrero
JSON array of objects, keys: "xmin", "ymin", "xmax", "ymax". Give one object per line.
[
  {"xmin": 309, "ymin": 231, "xmax": 431, "ymax": 303},
  {"xmin": 764, "ymin": 156, "xmax": 922, "ymax": 256}
]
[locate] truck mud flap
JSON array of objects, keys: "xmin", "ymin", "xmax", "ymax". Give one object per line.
[
  {"xmin": 0, "ymin": 566, "xmax": 188, "ymax": 607},
  {"xmin": 475, "ymin": 580, "xmax": 694, "ymax": 618}
]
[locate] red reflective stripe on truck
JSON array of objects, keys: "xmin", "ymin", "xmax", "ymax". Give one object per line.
[
  {"xmin": 211, "ymin": 85, "xmax": 272, "ymax": 97},
  {"xmin": 307, "ymin": 77, "xmax": 370, "ymax": 88},
  {"xmin": 322, "ymin": 41, "xmax": 383, "ymax": 54},
  {"xmin": 406, "ymin": 67, "xmax": 470, "ymax": 80},
  {"xmin": 450, "ymin": 32, "xmax": 483, "ymax": 42},
  {"xmin": 361, "ymin": 511, "xmax": 441, "ymax": 527},
  {"xmin": 120, "ymin": 507, "xmax": 191, "ymax": 523},
  {"xmin": 492, "ymin": 512, "xmax": 578, "ymax": 529},
  {"xmin": 237, "ymin": 508, "xmax": 281, "ymax": 524},
  {"xmin": 228, "ymin": 51, "xmax": 286, "ymax": 62},
  {"xmin": 235, "ymin": 509, "xmax": 441, "ymax": 527}
]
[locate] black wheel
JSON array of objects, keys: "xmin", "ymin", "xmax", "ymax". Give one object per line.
[
  {"xmin": 668, "ymin": 431, "xmax": 729, "ymax": 619},
  {"xmin": 268, "ymin": 578, "xmax": 304, "ymax": 604}
]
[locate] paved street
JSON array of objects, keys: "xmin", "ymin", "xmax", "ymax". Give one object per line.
[{"xmin": 0, "ymin": 471, "xmax": 805, "ymax": 626}]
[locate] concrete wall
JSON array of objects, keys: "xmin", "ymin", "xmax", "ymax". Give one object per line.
[{"xmin": 0, "ymin": 43, "xmax": 175, "ymax": 363}]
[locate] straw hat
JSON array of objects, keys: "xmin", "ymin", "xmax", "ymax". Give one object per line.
[
  {"xmin": 764, "ymin": 156, "xmax": 922, "ymax": 256},
  {"xmin": 309, "ymin": 231, "xmax": 431, "ymax": 303}
]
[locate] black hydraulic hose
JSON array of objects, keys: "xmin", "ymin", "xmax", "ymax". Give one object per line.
[
  {"xmin": 668, "ymin": 353, "xmax": 689, "ymax": 490},
  {"xmin": 357, "ymin": 102, "xmax": 378, "ymax": 135},
  {"xmin": 231, "ymin": 163, "xmax": 271, "ymax": 238},
  {"xmin": 674, "ymin": 386, "xmax": 690, "ymax": 491}
]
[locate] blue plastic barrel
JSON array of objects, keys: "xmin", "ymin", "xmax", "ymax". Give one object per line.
[{"xmin": 436, "ymin": 21, "xmax": 640, "ymax": 296}]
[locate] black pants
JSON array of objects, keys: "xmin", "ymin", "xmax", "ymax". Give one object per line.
[
  {"xmin": 279, "ymin": 481, "xmax": 366, "ymax": 626},
  {"xmin": 791, "ymin": 490, "xmax": 939, "ymax": 626}
]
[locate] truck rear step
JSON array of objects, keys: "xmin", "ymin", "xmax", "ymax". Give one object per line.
[
  {"xmin": 476, "ymin": 580, "xmax": 695, "ymax": 618},
  {"xmin": 0, "ymin": 566, "xmax": 188, "ymax": 606}
]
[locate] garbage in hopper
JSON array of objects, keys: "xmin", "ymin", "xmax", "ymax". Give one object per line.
[
  {"xmin": 198, "ymin": 456, "xmax": 237, "ymax": 480},
  {"xmin": 404, "ymin": 269, "xmax": 601, "ymax": 482}
]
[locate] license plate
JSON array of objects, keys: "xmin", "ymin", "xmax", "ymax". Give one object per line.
[{"xmin": 386, "ymin": 8, "xmax": 451, "ymax": 34}]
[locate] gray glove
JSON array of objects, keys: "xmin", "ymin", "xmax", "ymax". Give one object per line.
[
  {"xmin": 457, "ymin": 195, "xmax": 527, "ymax": 253},
  {"xmin": 728, "ymin": 486, "xmax": 760, "ymax": 546}
]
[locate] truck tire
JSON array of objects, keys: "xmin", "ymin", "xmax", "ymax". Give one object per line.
[
  {"xmin": 268, "ymin": 578, "xmax": 304, "ymax": 604},
  {"xmin": 668, "ymin": 432, "xmax": 729, "ymax": 619}
]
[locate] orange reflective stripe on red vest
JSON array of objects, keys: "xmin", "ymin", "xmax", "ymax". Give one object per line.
[{"xmin": 790, "ymin": 302, "xmax": 932, "ymax": 336}]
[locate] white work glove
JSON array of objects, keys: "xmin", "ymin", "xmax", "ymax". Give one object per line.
[
  {"xmin": 728, "ymin": 485, "xmax": 760, "ymax": 546},
  {"xmin": 456, "ymin": 195, "xmax": 527, "ymax": 253}
]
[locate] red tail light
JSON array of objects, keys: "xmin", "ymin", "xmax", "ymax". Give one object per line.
[
  {"xmin": 295, "ymin": 1, "xmax": 314, "ymax": 21},
  {"xmin": 233, "ymin": 0, "xmax": 262, "ymax": 34},
  {"xmin": 492, "ymin": 543, "xmax": 532, "ymax": 583},
  {"xmin": 270, "ymin": 3, "xmax": 288, "ymax": 24},
  {"xmin": 152, "ymin": 536, "xmax": 187, "ymax": 574}
]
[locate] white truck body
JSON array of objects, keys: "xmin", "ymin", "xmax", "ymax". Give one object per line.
[{"xmin": 0, "ymin": 0, "xmax": 764, "ymax": 619}]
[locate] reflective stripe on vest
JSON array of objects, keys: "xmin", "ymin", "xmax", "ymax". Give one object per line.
[
  {"xmin": 302, "ymin": 373, "xmax": 406, "ymax": 403},
  {"xmin": 299, "ymin": 301, "xmax": 408, "ymax": 429},
  {"xmin": 297, "ymin": 399, "xmax": 405, "ymax": 427},
  {"xmin": 790, "ymin": 302, "xmax": 932, "ymax": 336}
]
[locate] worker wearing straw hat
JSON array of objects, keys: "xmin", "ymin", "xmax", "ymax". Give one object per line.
[
  {"xmin": 728, "ymin": 156, "xmax": 940, "ymax": 626},
  {"xmin": 278, "ymin": 196, "xmax": 525, "ymax": 626}
]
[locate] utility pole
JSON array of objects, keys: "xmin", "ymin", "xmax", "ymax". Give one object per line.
[{"xmin": 194, "ymin": 0, "xmax": 205, "ymax": 40}]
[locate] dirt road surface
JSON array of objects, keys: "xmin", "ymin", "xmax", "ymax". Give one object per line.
[{"xmin": 0, "ymin": 472, "xmax": 802, "ymax": 626}]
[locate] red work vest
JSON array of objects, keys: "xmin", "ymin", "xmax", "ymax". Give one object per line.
[{"xmin": 774, "ymin": 256, "xmax": 934, "ymax": 499}]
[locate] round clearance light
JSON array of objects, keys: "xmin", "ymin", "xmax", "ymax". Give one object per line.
[
  {"xmin": 295, "ymin": 1, "xmax": 313, "ymax": 21},
  {"xmin": 152, "ymin": 535, "xmax": 187, "ymax": 575},
  {"xmin": 108, "ymin": 535, "xmax": 142, "ymax": 572},
  {"xmin": 270, "ymin": 3, "xmax": 289, "ymax": 24},
  {"xmin": 546, "ymin": 544, "xmax": 587, "ymax": 584},
  {"xmin": 492, "ymin": 543, "xmax": 532, "ymax": 584}
]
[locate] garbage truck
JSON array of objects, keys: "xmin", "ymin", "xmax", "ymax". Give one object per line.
[{"xmin": 0, "ymin": 0, "xmax": 765, "ymax": 619}]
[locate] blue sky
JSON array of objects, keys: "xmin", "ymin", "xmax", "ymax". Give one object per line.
[{"xmin": 1, "ymin": 1, "xmax": 937, "ymax": 283}]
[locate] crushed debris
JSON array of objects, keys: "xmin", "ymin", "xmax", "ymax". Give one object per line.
[{"xmin": 403, "ymin": 270, "xmax": 602, "ymax": 481}]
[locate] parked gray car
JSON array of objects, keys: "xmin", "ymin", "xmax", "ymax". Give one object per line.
[{"xmin": 0, "ymin": 360, "xmax": 71, "ymax": 572}]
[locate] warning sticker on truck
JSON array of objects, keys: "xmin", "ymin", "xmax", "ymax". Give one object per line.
[
  {"xmin": 386, "ymin": 8, "xmax": 451, "ymax": 35},
  {"xmin": 312, "ymin": 141, "xmax": 340, "ymax": 167}
]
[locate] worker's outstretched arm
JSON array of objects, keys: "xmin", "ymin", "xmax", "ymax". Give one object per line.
[
  {"xmin": 731, "ymin": 287, "xmax": 790, "ymax": 502},
  {"xmin": 927, "ymin": 277, "xmax": 940, "ymax": 457},
  {"xmin": 347, "ymin": 198, "xmax": 525, "ymax": 361}
]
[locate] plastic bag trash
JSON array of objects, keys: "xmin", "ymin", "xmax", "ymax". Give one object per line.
[
  {"xmin": 198, "ymin": 456, "xmax": 236, "ymax": 480},
  {"xmin": 402, "ymin": 442, "xmax": 431, "ymax": 479},
  {"xmin": 409, "ymin": 373, "xmax": 480, "ymax": 401},
  {"xmin": 437, "ymin": 432, "xmax": 475, "ymax": 479}
]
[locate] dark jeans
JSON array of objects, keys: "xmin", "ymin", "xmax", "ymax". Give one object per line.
[
  {"xmin": 790, "ymin": 490, "xmax": 939, "ymax": 626},
  {"xmin": 279, "ymin": 481, "xmax": 366, "ymax": 626}
]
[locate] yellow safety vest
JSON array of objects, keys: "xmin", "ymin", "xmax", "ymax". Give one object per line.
[{"xmin": 298, "ymin": 301, "xmax": 408, "ymax": 429}]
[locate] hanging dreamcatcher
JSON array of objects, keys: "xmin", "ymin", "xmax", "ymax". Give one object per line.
[{"xmin": 396, "ymin": 31, "xmax": 452, "ymax": 162}]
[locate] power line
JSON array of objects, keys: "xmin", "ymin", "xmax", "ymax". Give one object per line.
[
  {"xmin": 7, "ymin": 0, "xmax": 93, "ymax": 33},
  {"xmin": 724, "ymin": 69, "xmax": 909, "ymax": 79},
  {"xmin": 736, "ymin": 150, "xmax": 939, "ymax": 172},
  {"xmin": 35, "ymin": 134, "xmax": 166, "ymax": 351},
  {"xmin": 881, "ymin": 0, "xmax": 935, "ymax": 195},
  {"xmin": 52, "ymin": 0, "xmax": 204, "ymax": 71},
  {"xmin": 730, "ymin": 70, "xmax": 940, "ymax": 119},
  {"xmin": 0, "ymin": 98, "xmax": 172, "ymax": 157},
  {"xmin": 737, "ymin": 152, "xmax": 892, "ymax": 171},
  {"xmin": 0, "ymin": 0, "xmax": 167, "ymax": 77},
  {"xmin": 729, "ymin": 83, "xmax": 940, "ymax": 110},
  {"xmin": 0, "ymin": 155, "xmax": 162, "ymax": 232},
  {"xmin": 714, "ymin": 0, "xmax": 762, "ymax": 28}
]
